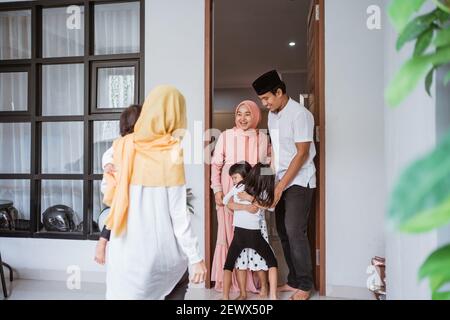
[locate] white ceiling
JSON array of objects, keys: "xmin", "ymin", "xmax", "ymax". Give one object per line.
[{"xmin": 214, "ymin": 0, "xmax": 312, "ymax": 88}]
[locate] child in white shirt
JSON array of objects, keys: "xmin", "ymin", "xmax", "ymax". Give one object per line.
[
  {"xmin": 222, "ymin": 162, "xmax": 278, "ymax": 300},
  {"xmin": 94, "ymin": 104, "xmax": 142, "ymax": 265}
]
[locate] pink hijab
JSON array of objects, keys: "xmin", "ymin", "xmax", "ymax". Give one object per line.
[{"xmin": 234, "ymin": 100, "xmax": 261, "ymax": 130}]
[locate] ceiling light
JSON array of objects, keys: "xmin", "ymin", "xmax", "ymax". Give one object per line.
[{"xmin": 289, "ymin": 42, "xmax": 296, "ymax": 47}]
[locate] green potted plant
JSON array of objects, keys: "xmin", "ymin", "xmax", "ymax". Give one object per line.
[{"xmin": 386, "ymin": 0, "xmax": 450, "ymax": 300}]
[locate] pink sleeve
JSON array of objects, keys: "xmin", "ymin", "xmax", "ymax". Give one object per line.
[{"xmin": 211, "ymin": 132, "xmax": 225, "ymax": 193}]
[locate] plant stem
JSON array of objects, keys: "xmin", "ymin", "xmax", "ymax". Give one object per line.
[{"xmin": 431, "ymin": 0, "xmax": 450, "ymax": 13}]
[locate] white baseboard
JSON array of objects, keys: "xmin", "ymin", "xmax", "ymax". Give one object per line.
[
  {"xmin": 326, "ymin": 285, "xmax": 376, "ymax": 300},
  {"xmin": 6, "ymin": 267, "xmax": 106, "ymax": 284}
]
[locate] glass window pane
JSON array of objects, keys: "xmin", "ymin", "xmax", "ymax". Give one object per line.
[
  {"xmin": 43, "ymin": 6, "xmax": 85, "ymax": 58},
  {"xmin": 0, "ymin": 180, "xmax": 30, "ymax": 232},
  {"xmin": 42, "ymin": 64, "xmax": 84, "ymax": 116},
  {"xmin": 94, "ymin": 2, "xmax": 140, "ymax": 55},
  {"xmin": 0, "ymin": 123, "xmax": 30, "ymax": 174},
  {"xmin": 0, "ymin": 72, "xmax": 28, "ymax": 111},
  {"xmin": 93, "ymin": 121, "xmax": 119, "ymax": 173},
  {"xmin": 40, "ymin": 180, "xmax": 83, "ymax": 233},
  {"xmin": 97, "ymin": 67, "xmax": 135, "ymax": 109},
  {"xmin": 0, "ymin": 10, "xmax": 31, "ymax": 60},
  {"xmin": 93, "ymin": 180, "xmax": 107, "ymax": 233},
  {"xmin": 42, "ymin": 122, "xmax": 83, "ymax": 174}
]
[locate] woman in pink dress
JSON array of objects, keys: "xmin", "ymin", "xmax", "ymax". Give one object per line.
[{"xmin": 211, "ymin": 100, "xmax": 271, "ymax": 293}]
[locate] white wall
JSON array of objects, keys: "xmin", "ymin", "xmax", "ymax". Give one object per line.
[
  {"xmin": 145, "ymin": 0, "xmax": 206, "ymax": 263},
  {"xmin": 0, "ymin": 0, "xmax": 206, "ymax": 286},
  {"xmin": 324, "ymin": 0, "xmax": 386, "ymax": 299}
]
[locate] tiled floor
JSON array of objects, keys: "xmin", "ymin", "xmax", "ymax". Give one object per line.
[{"xmin": 2, "ymin": 278, "xmax": 340, "ymax": 300}]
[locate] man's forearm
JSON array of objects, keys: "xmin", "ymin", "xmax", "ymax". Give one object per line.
[{"xmin": 278, "ymin": 152, "xmax": 309, "ymax": 189}]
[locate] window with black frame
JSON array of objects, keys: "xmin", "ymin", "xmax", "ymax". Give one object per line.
[{"xmin": 0, "ymin": 0, "xmax": 144, "ymax": 240}]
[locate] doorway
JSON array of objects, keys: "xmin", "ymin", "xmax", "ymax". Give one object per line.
[{"xmin": 204, "ymin": 0, "xmax": 326, "ymax": 295}]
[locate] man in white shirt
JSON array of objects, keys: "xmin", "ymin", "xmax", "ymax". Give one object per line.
[{"xmin": 252, "ymin": 70, "xmax": 316, "ymax": 300}]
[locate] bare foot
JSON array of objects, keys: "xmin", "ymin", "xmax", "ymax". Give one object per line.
[
  {"xmin": 289, "ymin": 289, "xmax": 311, "ymax": 300},
  {"xmin": 277, "ymin": 284, "xmax": 298, "ymax": 292},
  {"xmin": 235, "ymin": 294, "xmax": 247, "ymax": 300},
  {"xmin": 270, "ymin": 293, "xmax": 278, "ymax": 300},
  {"xmin": 94, "ymin": 239, "xmax": 107, "ymax": 265},
  {"xmin": 259, "ymin": 285, "xmax": 268, "ymax": 298},
  {"xmin": 222, "ymin": 296, "xmax": 230, "ymax": 300}
]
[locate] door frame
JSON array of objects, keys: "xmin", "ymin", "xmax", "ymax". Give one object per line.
[{"xmin": 204, "ymin": 0, "xmax": 326, "ymax": 296}]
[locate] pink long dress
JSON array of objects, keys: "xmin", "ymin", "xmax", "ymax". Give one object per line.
[{"xmin": 210, "ymin": 126, "xmax": 270, "ymax": 293}]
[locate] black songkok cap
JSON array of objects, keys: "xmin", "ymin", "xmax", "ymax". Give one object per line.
[{"xmin": 252, "ymin": 70, "xmax": 283, "ymax": 95}]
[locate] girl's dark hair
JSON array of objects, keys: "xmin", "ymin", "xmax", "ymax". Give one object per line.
[
  {"xmin": 120, "ymin": 104, "xmax": 142, "ymax": 136},
  {"xmin": 229, "ymin": 161, "xmax": 252, "ymax": 179},
  {"xmin": 242, "ymin": 163, "xmax": 275, "ymax": 208}
]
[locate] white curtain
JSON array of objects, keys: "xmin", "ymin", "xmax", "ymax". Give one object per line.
[
  {"xmin": 94, "ymin": 2, "xmax": 140, "ymax": 55},
  {"xmin": 42, "ymin": 122, "xmax": 83, "ymax": 174},
  {"xmin": 0, "ymin": 10, "xmax": 31, "ymax": 60},
  {"xmin": 97, "ymin": 67, "xmax": 135, "ymax": 109},
  {"xmin": 42, "ymin": 6, "xmax": 84, "ymax": 58},
  {"xmin": 0, "ymin": 180, "xmax": 30, "ymax": 220},
  {"xmin": 0, "ymin": 123, "xmax": 30, "ymax": 221},
  {"xmin": 0, "ymin": 72, "xmax": 28, "ymax": 112},
  {"xmin": 42, "ymin": 64, "xmax": 84, "ymax": 116},
  {"xmin": 0, "ymin": 123, "xmax": 30, "ymax": 174}
]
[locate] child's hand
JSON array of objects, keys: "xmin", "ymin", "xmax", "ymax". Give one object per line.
[
  {"xmin": 94, "ymin": 238, "xmax": 108, "ymax": 265},
  {"xmin": 246, "ymin": 204, "xmax": 259, "ymax": 214},
  {"xmin": 104, "ymin": 163, "xmax": 116, "ymax": 174}
]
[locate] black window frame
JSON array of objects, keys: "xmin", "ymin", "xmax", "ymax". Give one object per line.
[
  {"xmin": 91, "ymin": 59, "xmax": 140, "ymax": 113},
  {"xmin": 0, "ymin": 0, "xmax": 145, "ymax": 241}
]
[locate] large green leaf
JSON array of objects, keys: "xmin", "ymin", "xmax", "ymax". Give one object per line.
[
  {"xmin": 414, "ymin": 27, "xmax": 436, "ymax": 56},
  {"xmin": 425, "ymin": 67, "xmax": 435, "ymax": 96},
  {"xmin": 431, "ymin": 0, "xmax": 450, "ymax": 14},
  {"xmin": 388, "ymin": 0, "xmax": 427, "ymax": 32},
  {"xmin": 419, "ymin": 244, "xmax": 450, "ymax": 299},
  {"xmin": 386, "ymin": 46, "xmax": 450, "ymax": 107},
  {"xmin": 386, "ymin": 55, "xmax": 432, "ymax": 107},
  {"xmin": 388, "ymin": 129, "xmax": 450, "ymax": 233},
  {"xmin": 434, "ymin": 28, "xmax": 450, "ymax": 47},
  {"xmin": 432, "ymin": 291, "xmax": 450, "ymax": 300},
  {"xmin": 397, "ymin": 10, "xmax": 438, "ymax": 51},
  {"xmin": 435, "ymin": 7, "xmax": 450, "ymax": 23},
  {"xmin": 445, "ymin": 70, "xmax": 450, "ymax": 85}
]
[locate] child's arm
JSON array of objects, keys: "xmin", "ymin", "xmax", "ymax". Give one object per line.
[
  {"xmin": 100, "ymin": 225, "xmax": 111, "ymax": 241},
  {"xmin": 102, "ymin": 146, "xmax": 115, "ymax": 173},
  {"xmin": 237, "ymin": 191, "xmax": 276, "ymax": 211},
  {"xmin": 226, "ymin": 198, "xmax": 259, "ymax": 214}
]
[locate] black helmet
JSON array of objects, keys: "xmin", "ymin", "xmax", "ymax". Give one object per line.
[
  {"xmin": 0, "ymin": 200, "xmax": 17, "ymax": 230},
  {"xmin": 0, "ymin": 208, "xmax": 14, "ymax": 230},
  {"xmin": 42, "ymin": 204, "xmax": 78, "ymax": 232}
]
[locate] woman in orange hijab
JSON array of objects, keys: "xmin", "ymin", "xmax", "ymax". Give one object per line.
[
  {"xmin": 104, "ymin": 85, "xmax": 207, "ymax": 300},
  {"xmin": 210, "ymin": 100, "xmax": 271, "ymax": 297}
]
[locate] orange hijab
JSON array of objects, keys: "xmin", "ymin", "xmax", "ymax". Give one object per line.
[{"xmin": 103, "ymin": 85, "xmax": 187, "ymax": 236}]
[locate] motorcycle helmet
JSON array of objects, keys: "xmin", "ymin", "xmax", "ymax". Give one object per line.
[
  {"xmin": 0, "ymin": 200, "xmax": 15, "ymax": 230},
  {"xmin": 42, "ymin": 204, "xmax": 78, "ymax": 232}
]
